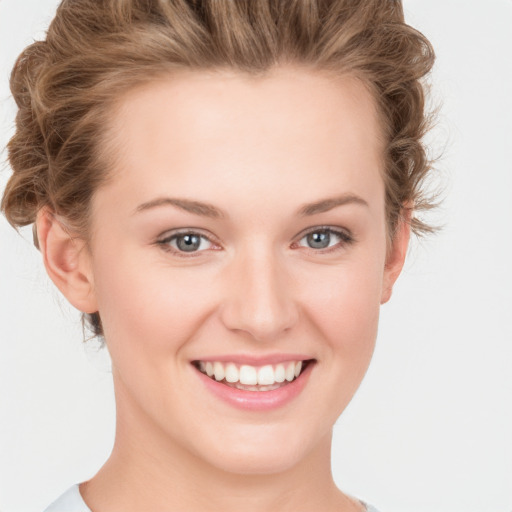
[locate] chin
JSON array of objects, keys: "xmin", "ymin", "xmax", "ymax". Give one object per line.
[
  {"xmin": 210, "ymin": 447, "xmax": 305, "ymax": 476},
  {"xmin": 190, "ymin": 423, "xmax": 317, "ymax": 476}
]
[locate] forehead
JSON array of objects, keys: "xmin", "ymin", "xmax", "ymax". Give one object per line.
[
  {"xmin": 108, "ymin": 66, "xmax": 383, "ymax": 155},
  {"xmin": 98, "ymin": 66, "xmax": 385, "ymax": 219}
]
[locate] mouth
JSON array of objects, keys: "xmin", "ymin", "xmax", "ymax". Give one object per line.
[{"xmin": 191, "ymin": 359, "xmax": 316, "ymax": 392}]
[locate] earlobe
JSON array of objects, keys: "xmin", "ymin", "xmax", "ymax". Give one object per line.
[
  {"xmin": 380, "ymin": 211, "xmax": 412, "ymax": 304},
  {"xmin": 36, "ymin": 208, "xmax": 98, "ymax": 314}
]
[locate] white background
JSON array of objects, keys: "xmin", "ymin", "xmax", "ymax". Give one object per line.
[{"xmin": 0, "ymin": 1, "xmax": 511, "ymax": 511}]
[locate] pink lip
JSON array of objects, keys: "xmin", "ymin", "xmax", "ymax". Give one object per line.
[
  {"xmin": 191, "ymin": 353, "xmax": 313, "ymax": 365},
  {"xmin": 193, "ymin": 361, "xmax": 315, "ymax": 411}
]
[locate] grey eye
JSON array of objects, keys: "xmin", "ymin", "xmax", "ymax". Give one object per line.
[
  {"xmin": 305, "ymin": 230, "xmax": 332, "ymax": 249},
  {"xmin": 298, "ymin": 228, "xmax": 351, "ymax": 251},
  {"xmin": 160, "ymin": 232, "xmax": 213, "ymax": 253},
  {"xmin": 176, "ymin": 234, "xmax": 202, "ymax": 252}
]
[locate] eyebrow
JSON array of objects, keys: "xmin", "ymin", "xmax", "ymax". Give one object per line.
[
  {"xmin": 134, "ymin": 193, "xmax": 368, "ymax": 218},
  {"xmin": 297, "ymin": 193, "xmax": 369, "ymax": 216},
  {"xmin": 134, "ymin": 197, "xmax": 225, "ymax": 218}
]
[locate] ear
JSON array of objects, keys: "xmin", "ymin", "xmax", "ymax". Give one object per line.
[
  {"xmin": 35, "ymin": 208, "xmax": 98, "ymax": 314},
  {"xmin": 380, "ymin": 210, "xmax": 412, "ymax": 304}
]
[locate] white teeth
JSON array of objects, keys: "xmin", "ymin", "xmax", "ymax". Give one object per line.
[
  {"xmin": 225, "ymin": 363, "xmax": 239, "ymax": 383},
  {"xmin": 285, "ymin": 362, "xmax": 295, "ymax": 382},
  {"xmin": 239, "ymin": 365, "xmax": 258, "ymax": 385},
  {"xmin": 197, "ymin": 359, "xmax": 309, "ymax": 387},
  {"xmin": 230, "ymin": 382, "xmax": 282, "ymax": 392},
  {"xmin": 257, "ymin": 365, "xmax": 275, "ymax": 385},
  {"xmin": 274, "ymin": 364, "xmax": 286, "ymax": 383},
  {"xmin": 213, "ymin": 362, "xmax": 225, "ymax": 381}
]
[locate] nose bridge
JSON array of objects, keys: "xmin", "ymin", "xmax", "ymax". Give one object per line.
[{"xmin": 220, "ymin": 241, "xmax": 299, "ymax": 341}]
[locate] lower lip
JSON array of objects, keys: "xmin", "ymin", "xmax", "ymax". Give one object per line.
[{"xmin": 194, "ymin": 362, "xmax": 315, "ymax": 411}]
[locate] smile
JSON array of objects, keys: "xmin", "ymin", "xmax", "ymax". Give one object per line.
[{"xmin": 193, "ymin": 360, "xmax": 313, "ymax": 391}]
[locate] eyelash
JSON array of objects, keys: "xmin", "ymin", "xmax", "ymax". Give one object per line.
[{"xmin": 156, "ymin": 226, "xmax": 355, "ymax": 258}]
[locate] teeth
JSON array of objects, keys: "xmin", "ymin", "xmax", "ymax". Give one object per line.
[
  {"xmin": 285, "ymin": 362, "xmax": 295, "ymax": 382},
  {"xmin": 225, "ymin": 363, "xmax": 239, "ymax": 383},
  {"xmin": 229, "ymin": 382, "xmax": 283, "ymax": 392},
  {"xmin": 213, "ymin": 362, "xmax": 225, "ymax": 381},
  {"xmin": 274, "ymin": 364, "xmax": 286, "ymax": 383},
  {"xmin": 196, "ymin": 359, "xmax": 309, "ymax": 387},
  {"xmin": 257, "ymin": 365, "xmax": 275, "ymax": 385},
  {"xmin": 239, "ymin": 365, "xmax": 258, "ymax": 385}
]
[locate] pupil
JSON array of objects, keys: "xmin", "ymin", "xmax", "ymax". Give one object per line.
[
  {"xmin": 307, "ymin": 231, "xmax": 330, "ymax": 249},
  {"xmin": 177, "ymin": 234, "xmax": 200, "ymax": 252}
]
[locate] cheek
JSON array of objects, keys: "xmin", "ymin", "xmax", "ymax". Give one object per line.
[
  {"xmin": 306, "ymin": 258, "xmax": 383, "ymax": 337},
  {"xmin": 299, "ymin": 252, "xmax": 385, "ymax": 389},
  {"xmin": 90, "ymin": 250, "xmax": 219, "ymax": 417},
  {"xmin": 90, "ymin": 243, "xmax": 217, "ymax": 359}
]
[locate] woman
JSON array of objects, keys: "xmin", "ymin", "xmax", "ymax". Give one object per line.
[{"xmin": 1, "ymin": 1, "xmax": 436, "ymax": 511}]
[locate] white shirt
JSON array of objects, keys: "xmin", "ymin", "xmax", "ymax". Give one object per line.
[
  {"xmin": 43, "ymin": 484, "xmax": 382, "ymax": 512},
  {"xmin": 43, "ymin": 485, "xmax": 91, "ymax": 512}
]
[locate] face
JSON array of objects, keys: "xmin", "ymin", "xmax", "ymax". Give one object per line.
[{"xmin": 78, "ymin": 66, "xmax": 404, "ymax": 474}]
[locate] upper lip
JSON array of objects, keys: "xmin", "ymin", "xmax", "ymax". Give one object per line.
[{"xmin": 191, "ymin": 353, "xmax": 315, "ymax": 365}]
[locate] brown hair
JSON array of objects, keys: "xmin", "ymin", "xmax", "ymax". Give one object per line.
[{"xmin": 1, "ymin": 0, "xmax": 437, "ymax": 337}]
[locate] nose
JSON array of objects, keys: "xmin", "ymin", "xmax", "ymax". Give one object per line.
[{"xmin": 219, "ymin": 246, "xmax": 299, "ymax": 342}]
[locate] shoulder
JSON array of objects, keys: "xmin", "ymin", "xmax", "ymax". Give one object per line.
[
  {"xmin": 42, "ymin": 484, "xmax": 91, "ymax": 512},
  {"xmin": 359, "ymin": 499, "xmax": 383, "ymax": 512},
  {"xmin": 364, "ymin": 504, "xmax": 383, "ymax": 512},
  {"xmin": 41, "ymin": 486, "xmax": 382, "ymax": 512}
]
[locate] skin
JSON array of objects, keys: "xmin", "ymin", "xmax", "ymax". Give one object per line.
[{"xmin": 37, "ymin": 66, "xmax": 410, "ymax": 512}]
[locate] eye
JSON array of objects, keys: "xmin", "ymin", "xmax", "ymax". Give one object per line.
[
  {"xmin": 157, "ymin": 230, "xmax": 217, "ymax": 256},
  {"xmin": 296, "ymin": 227, "xmax": 354, "ymax": 252},
  {"xmin": 157, "ymin": 227, "xmax": 353, "ymax": 257}
]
